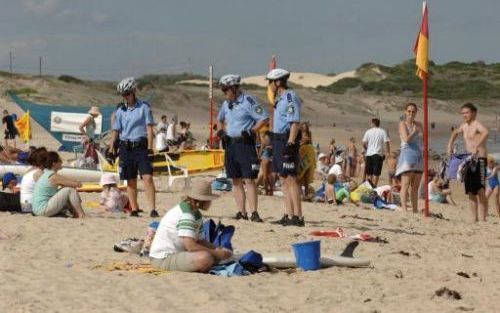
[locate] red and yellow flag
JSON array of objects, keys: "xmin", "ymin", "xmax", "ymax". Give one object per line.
[
  {"xmin": 414, "ymin": 2, "xmax": 429, "ymax": 80},
  {"xmin": 15, "ymin": 111, "xmax": 32, "ymax": 143}
]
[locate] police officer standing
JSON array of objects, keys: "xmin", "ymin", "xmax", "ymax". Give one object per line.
[
  {"xmin": 267, "ymin": 69, "xmax": 304, "ymax": 227},
  {"xmin": 217, "ymin": 74, "xmax": 269, "ymax": 222},
  {"xmin": 108, "ymin": 77, "xmax": 159, "ymax": 218}
]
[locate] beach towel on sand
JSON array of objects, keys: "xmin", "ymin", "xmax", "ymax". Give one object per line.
[{"xmin": 92, "ymin": 262, "xmax": 168, "ymax": 275}]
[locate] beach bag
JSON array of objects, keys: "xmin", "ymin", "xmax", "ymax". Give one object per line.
[
  {"xmin": 238, "ymin": 250, "xmax": 267, "ymax": 273},
  {"xmin": 203, "ymin": 219, "xmax": 235, "ymax": 251},
  {"xmin": 0, "ymin": 192, "xmax": 21, "ymax": 212}
]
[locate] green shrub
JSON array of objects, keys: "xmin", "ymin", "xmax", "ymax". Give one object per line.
[
  {"xmin": 318, "ymin": 78, "xmax": 363, "ymax": 94},
  {"xmin": 11, "ymin": 88, "xmax": 38, "ymax": 95},
  {"xmin": 58, "ymin": 75, "xmax": 84, "ymax": 84}
]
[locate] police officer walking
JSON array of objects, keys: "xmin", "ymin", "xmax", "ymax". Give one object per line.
[
  {"xmin": 217, "ymin": 74, "xmax": 269, "ymax": 222},
  {"xmin": 108, "ymin": 77, "xmax": 159, "ymax": 218},
  {"xmin": 267, "ymin": 69, "xmax": 304, "ymax": 226}
]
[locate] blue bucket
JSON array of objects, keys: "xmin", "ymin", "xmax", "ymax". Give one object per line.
[{"xmin": 292, "ymin": 240, "xmax": 321, "ymax": 271}]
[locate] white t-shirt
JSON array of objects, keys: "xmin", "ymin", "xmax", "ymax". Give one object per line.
[
  {"xmin": 20, "ymin": 169, "xmax": 37, "ymax": 206},
  {"xmin": 166, "ymin": 124, "xmax": 176, "ymax": 141},
  {"xmin": 149, "ymin": 202, "xmax": 204, "ymax": 259},
  {"xmin": 155, "ymin": 132, "xmax": 169, "ymax": 151},
  {"xmin": 156, "ymin": 121, "xmax": 168, "ymax": 132},
  {"xmin": 362, "ymin": 127, "xmax": 390, "ymax": 156},
  {"xmin": 328, "ymin": 164, "xmax": 343, "ymax": 176}
]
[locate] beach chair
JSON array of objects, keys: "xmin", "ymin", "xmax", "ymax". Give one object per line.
[{"xmin": 153, "ymin": 152, "xmax": 190, "ymax": 192}]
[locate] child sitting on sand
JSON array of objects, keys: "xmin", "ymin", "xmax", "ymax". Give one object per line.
[
  {"xmin": 428, "ymin": 174, "xmax": 456, "ymax": 205},
  {"xmin": 99, "ymin": 173, "xmax": 128, "ymax": 212},
  {"xmin": 149, "ymin": 180, "xmax": 232, "ymax": 272},
  {"xmin": 2, "ymin": 172, "xmax": 17, "ymax": 193}
]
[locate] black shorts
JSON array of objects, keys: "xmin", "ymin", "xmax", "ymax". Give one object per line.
[
  {"xmin": 118, "ymin": 145, "xmax": 153, "ymax": 180},
  {"xmin": 225, "ymin": 142, "xmax": 259, "ymax": 179},
  {"xmin": 4, "ymin": 130, "xmax": 15, "ymax": 140},
  {"xmin": 272, "ymin": 138, "xmax": 299, "ymax": 177},
  {"xmin": 464, "ymin": 157, "xmax": 487, "ymax": 195},
  {"xmin": 365, "ymin": 154, "xmax": 384, "ymax": 176}
]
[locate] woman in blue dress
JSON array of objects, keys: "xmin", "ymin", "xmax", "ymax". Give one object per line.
[{"xmin": 396, "ymin": 103, "xmax": 424, "ymax": 213}]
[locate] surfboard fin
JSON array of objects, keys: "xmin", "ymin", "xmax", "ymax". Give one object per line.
[{"xmin": 340, "ymin": 241, "xmax": 359, "ymax": 258}]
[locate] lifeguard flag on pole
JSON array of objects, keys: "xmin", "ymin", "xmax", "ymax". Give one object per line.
[
  {"xmin": 15, "ymin": 111, "xmax": 32, "ymax": 143},
  {"xmin": 414, "ymin": 2, "xmax": 429, "ymax": 79}
]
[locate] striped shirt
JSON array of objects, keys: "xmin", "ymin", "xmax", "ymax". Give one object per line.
[{"xmin": 149, "ymin": 201, "xmax": 203, "ymax": 259}]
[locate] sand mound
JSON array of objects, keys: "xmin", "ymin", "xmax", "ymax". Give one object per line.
[{"xmin": 242, "ymin": 71, "xmax": 357, "ymax": 88}]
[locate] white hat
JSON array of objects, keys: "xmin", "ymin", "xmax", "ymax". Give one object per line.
[
  {"xmin": 88, "ymin": 106, "xmax": 101, "ymax": 116},
  {"xmin": 184, "ymin": 180, "xmax": 220, "ymax": 201},
  {"xmin": 318, "ymin": 153, "xmax": 327, "ymax": 161},
  {"xmin": 100, "ymin": 173, "xmax": 119, "ymax": 186},
  {"xmin": 266, "ymin": 68, "xmax": 290, "ymax": 81}
]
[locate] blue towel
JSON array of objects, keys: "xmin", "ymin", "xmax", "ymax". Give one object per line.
[
  {"xmin": 203, "ymin": 219, "xmax": 235, "ymax": 251},
  {"xmin": 209, "ymin": 262, "xmax": 248, "ymax": 277}
]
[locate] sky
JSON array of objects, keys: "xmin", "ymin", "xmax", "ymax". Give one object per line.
[{"xmin": 1, "ymin": 0, "xmax": 499, "ymax": 81}]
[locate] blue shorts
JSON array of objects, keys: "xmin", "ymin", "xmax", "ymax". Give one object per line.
[
  {"xmin": 225, "ymin": 142, "xmax": 259, "ymax": 179},
  {"xmin": 272, "ymin": 138, "xmax": 298, "ymax": 177},
  {"xmin": 118, "ymin": 146, "xmax": 153, "ymax": 180}
]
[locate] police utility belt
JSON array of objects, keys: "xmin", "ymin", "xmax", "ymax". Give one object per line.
[
  {"xmin": 119, "ymin": 138, "xmax": 147, "ymax": 150},
  {"xmin": 272, "ymin": 131, "xmax": 302, "ymax": 143},
  {"xmin": 227, "ymin": 136, "xmax": 252, "ymax": 145}
]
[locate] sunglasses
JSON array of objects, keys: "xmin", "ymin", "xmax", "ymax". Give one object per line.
[
  {"xmin": 220, "ymin": 87, "xmax": 230, "ymax": 92},
  {"xmin": 121, "ymin": 91, "xmax": 132, "ymax": 97}
]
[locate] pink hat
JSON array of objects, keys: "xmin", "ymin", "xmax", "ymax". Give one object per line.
[{"xmin": 100, "ymin": 173, "xmax": 119, "ymax": 186}]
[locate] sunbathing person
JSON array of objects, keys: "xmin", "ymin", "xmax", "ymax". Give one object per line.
[
  {"xmin": 149, "ymin": 180, "xmax": 232, "ymax": 272},
  {"xmin": 32, "ymin": 151, "xmax": 85, "ymax": 218}
]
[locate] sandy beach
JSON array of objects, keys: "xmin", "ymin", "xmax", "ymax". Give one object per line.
[{"xmin": 1, "ymin": 75, "xmax": 500, "ymax": 313}]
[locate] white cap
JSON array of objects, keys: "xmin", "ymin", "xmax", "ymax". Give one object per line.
[
  {"xmin": 266, "ymin": 68, "xmax": 290, "ymax": 81},
  {"xmin": 318, "ymin": 153, "xmax": 327, "ymax": 161}
]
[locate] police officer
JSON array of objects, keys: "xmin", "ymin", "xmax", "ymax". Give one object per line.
[
  {"xmin": 217, "ymin": 74, "xmax": 269, "ymax": 222},
  {"xmin": 108, "ymin": 77, "xmax": 159, "ymax": 218},
  {"xmin": 267, "ymin": 69, "xmax": 304, "ymax": 227}
]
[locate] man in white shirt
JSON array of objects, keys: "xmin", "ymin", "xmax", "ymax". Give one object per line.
[
  {"xmin": 362, "ymin": 118, "xmax": 390, "ymax": 186},
  {"xmin": 156, "ymin": 115, "xmax": 168, "ymax": 133},
  {"xmin": 155, "ymin": 127, "xmax": 169, "ymax": 152}
]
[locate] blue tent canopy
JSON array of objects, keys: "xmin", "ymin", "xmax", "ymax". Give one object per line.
[{"xmin": 7, "ymin": 91, "xmax": 117, "ymax": 150}]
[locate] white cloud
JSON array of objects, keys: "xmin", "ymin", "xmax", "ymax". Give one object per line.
[{"xmin": 20, "ymin": 0, "xmax": 64, "ymax": 16}]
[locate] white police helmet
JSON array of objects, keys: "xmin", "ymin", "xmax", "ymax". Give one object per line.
[
  {"xmin": 219, "ymin": 74, "xmax": 241, "ymax": 88},
  {"xmin": 266, "ymin": 68, "xmax": 290, "ymax": 81},
  {"xmin": 117, "ymin": 77, "xmax": 137, "ymax": 94}
]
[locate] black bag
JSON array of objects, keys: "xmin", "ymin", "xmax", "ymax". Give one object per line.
[{"xmin": 0, "ymin": 192, "xmax": 21, "ymax": 212}]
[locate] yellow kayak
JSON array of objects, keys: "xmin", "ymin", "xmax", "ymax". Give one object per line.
[{"xmin": 101, "ymin": 149, "xmax": 225, "ymax": 174}]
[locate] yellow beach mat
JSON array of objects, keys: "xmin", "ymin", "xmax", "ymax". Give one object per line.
[{"xmin": 91, "ymin": 261, "xmax": 168, "ymax": 276}]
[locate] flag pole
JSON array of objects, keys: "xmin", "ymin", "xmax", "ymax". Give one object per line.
[
  {"xmin": 423, "ymin": 73, "xmax": 430, "ymax": 217},
  {"xmin": 209, "ymin": 65, "xmax": 214, "ymax": 148}
]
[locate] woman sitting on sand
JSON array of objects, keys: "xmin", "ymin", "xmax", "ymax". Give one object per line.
[
  {"xmin": 20, "ymin": 147, "xmax": 47, "ymax": 213},
  {"xmin": 395, "ymin": 103, "xmax": 424, "ymax": 213},
  {"xmin": 32, "ymin": 151, "xmax": 85, "ymax": 218},
  {"xmin": 149, "ymin": 180, "xmax": 232, "ymax": 272}
]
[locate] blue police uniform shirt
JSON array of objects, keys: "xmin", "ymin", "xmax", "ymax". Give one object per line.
[
  {"xmin": 113, "ymin": 100, "xmax": 155, "ymax": 141},
  {"xmin": 217, "ymin": 93, "xmax": 269, "ymax": 138},
  {"xmin": 273, "ymin": 90, "xmax": 301, "ymax": 134}
]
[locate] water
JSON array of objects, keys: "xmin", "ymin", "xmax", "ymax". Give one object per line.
[{"xmin": 428, "ymin": 129, "xmax": 500, "ymax": 155}]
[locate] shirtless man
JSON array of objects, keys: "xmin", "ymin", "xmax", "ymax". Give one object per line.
[{"xmin": 447, "ymin": 103, "xmax": 489, "ymax": 222}]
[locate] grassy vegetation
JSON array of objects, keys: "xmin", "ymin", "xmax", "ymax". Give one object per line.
[
  {"xmin": 136, "ymin": 73, "xmax": 206, "ymax": 90},
  {"xmin": 10, "ymin": 88, "xmax": 38, "ymax": 95},
  {"xmin": 320, "ymin": 59, "xmax": 500, "ymax": 100},
  {"xmin": 58, "ymin": 75, "xmax": 85, "ymax": 84}
]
